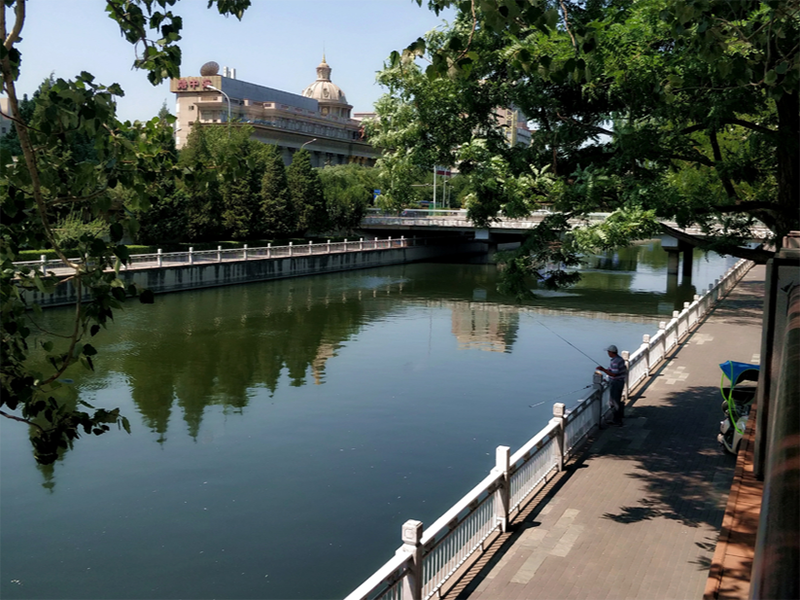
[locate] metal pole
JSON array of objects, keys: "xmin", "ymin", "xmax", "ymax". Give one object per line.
[
  {"xmin": 433, "ymin": 166, "xmax": 437, "ymax": 211},
  {"xmin": 206, "ymin": 84, "xmax": 231, "ymax": 137}
]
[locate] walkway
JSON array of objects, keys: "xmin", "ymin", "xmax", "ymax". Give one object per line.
[{"xmin": 445, "ymin": 265, "xmax": 765, "ymax": 600}]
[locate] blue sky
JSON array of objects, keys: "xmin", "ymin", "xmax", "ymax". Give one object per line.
[{"xmin": 11, "ymin": 0, "xmax": 454, "ymax": 123}]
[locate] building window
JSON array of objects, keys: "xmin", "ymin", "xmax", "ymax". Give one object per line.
[{"xmin": 189, "ymin": 105, "xmax": 195, "ymax": 110}]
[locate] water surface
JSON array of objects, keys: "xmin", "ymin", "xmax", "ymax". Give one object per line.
[{"xmin": 0, "ymin": 243, "xmax": 737, "ymax": 599}]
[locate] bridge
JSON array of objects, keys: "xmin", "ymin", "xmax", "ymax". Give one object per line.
[{"xmin": 361, "ymin": 208, "xmax": 772, "ymax": 278}]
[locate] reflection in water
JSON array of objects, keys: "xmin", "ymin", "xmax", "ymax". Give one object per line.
[
  {"xmin": 28, "ymin": 241, "xmax": 735, "ymax": 458},
  {"xmin": 3, "ymin": 240, "xmax": 742, "ymax": 600},
  {"xmin": 451, "ymin": 305, "xmax": 519, "ymax": 353}
]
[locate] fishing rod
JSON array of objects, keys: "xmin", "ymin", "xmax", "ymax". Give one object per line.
[
  {"xmin": 532, "ymin": 317, "xmax": 602, "ymax": 367},
  {"xmin": 529, "ymin": 383, "xmax": 593, "ymax": 408}
]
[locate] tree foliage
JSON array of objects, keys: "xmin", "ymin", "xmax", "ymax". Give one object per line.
[
  {"xmin": 373, "ymin": 0, "xmax": 798, "ymax": 293},
  {"xmin": 318, "ymin": 163, "xmax": 376, "ymax": 232},
  {"xmin": 0, "ymin": 0, "xmax": 251, "ymax": 464},
  {"xmin": 287, "ymin": 148, "xmax": 327, "ymax": 235},
  {"xmin": 260, "ymin": 144, "xmax": 295, "ymax": 238}
]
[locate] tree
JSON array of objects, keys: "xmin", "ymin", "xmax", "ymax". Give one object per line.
[
  {"xmin": 287, "ymin": 149, "xmax": 327, "ymax": 234},
  {"xmin": 177, "ymin": 123, "xmax": 268, "ymax": 241},
  {"xmin": 260, "ymin": 144, "xmax": 294, "ymax": 238},
  {"xmin": 318, "ymin": 163, "xmax": 375, "ymax": 232},
  {"xmin": 373, "ymin": 0, "xmax": 798, "ymax": 294},
  {"xmin": 0, "ymin": 0, "xmax": 252, "ymax": 464}
]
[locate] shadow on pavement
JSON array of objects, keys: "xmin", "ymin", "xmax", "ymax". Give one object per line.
[{"xmin": 599, "ymin": 385, "xmax": 737, "ymax": 530}]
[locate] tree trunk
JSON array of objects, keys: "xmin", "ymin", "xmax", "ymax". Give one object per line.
[{"xmin": 775, "ymin": 89, "xmax": 800, "ymax": 247}]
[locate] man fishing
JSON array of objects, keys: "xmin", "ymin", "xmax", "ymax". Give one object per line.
[{"xmin": 597, "ymin": 345, "xmax": 627, "ymax": 427}]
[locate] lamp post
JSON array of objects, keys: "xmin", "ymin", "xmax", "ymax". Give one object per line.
[
  {"xmin": 300, "ymin": 138, "xmax": 317, "ymax": 166},
  {"xmin": 205, "ymin": 84, "xmax": 231, "ymax": 136}
]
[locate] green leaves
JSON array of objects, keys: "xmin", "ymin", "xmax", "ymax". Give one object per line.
[{"xmin": 0, "ymin": 0, "xmax": 253, "ymax": 465}]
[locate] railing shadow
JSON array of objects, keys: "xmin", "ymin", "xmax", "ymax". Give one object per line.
[{"xmin": 599, "ymin": 385, "xmax": 736, "ymax": 530}]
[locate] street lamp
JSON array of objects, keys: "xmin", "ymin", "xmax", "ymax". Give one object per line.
[
  {"xmin": 205, "ymin": 84, "xmax": 231, "ymax": 136},
  {"xmin": 301, "ymin": 138, "xmax": 317, "ymax": 150}
]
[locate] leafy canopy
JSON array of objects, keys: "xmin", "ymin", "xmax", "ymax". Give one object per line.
[
  {"xmin": 373, "ymin": 0, "xmax": 798, "ymax": 295},
  {"xmin": 0, "ymin": 0, "xmax": 251, "ymax": 464}
]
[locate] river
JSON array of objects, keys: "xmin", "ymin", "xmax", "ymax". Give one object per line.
[{"xmin": 0, "ymin": 241, "xmax": 738, "ymax": 599}]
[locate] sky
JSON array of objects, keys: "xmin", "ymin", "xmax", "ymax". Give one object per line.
[{"xmin": 10, "ymin": 0, "xmax": 455, "ymax": 123}]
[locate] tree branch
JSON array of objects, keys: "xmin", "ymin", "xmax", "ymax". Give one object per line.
[
  {"xmin": 725, "ymin": 118, "xmax": 776, "ymax": 136},
  {"xmin": 3, "ymin": 0, "xmax": 24, "ymax": 50},
  {"xmin": 709, "ymin": 128, "xmax": 738, "ymax": 200},
  {"xmin": 0, "ymin": 409, "xmax": 45, "ymax": 432},
  {"xmin": 669, "ymin": 153, "xmax": 715, "ymax": 168},
  {"xmin": 558, "ymin": 0, "xmax": 577, "ymax": 51},
  {"xmin": 659, "ymin": 223, "xmax": 774, "ymax": 263}
]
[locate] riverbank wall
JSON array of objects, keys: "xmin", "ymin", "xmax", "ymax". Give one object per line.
[{"xmin": 25, "ymin": 238, "xmax": 484, "ymax": 309}]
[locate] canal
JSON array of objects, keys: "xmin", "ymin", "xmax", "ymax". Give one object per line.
[{"xmin": 1, "ymin": 241, "xmax": 738, "ymax": 599}]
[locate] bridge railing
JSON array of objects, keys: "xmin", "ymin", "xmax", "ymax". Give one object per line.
[
  {"xmin": 624, "ymin": 258, "xmax": 752, "ymax": 393},
  {"xmin": 12, "ymin": 236, "xmax": 420, "ymax": 275},
  {"xmin": 344, "ymin": 257, "xmax": 754, "ymax": 600}
]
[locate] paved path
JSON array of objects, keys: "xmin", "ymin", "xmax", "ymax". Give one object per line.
[{"xmin": 453, "ymin": 265, "xmax": 765, "ymax": 600}]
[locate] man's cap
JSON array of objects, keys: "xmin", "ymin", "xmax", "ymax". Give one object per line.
[{"xmin": 605, "ymin": 345, "xmax": 618, "ymax": 353}]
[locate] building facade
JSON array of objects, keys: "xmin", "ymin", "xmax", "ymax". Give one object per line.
[
  {"xmin": 0, "ymin": 98, "xmax": 13, "ymax": 138},
  {"xmin": 170, "ymin": 58, "xmax": 379, "ymax": 167}
]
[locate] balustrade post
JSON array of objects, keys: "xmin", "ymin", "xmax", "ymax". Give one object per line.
[
  {"xmin": 267, "ymin": 243, "xmax": 272, "ymax": 258},
  {"xmin": 243, "ymin": 244, "xmax": 248, "ymax": 260},
  {"xmin": 593, "ymin": 372, "xmax": 604, "ymax": 427},
  {"xmin": 400, "ymin": 520, "xmax": 423, "ymax": 600},
  {"xmin": 552, "ymin": 403, "xmax": 566, "ymax": 471},
  {"xmin": 189, "ymin": 247, "xmax": 194, "ymax": 266},
  {"xmin": 288, "ymin": 242, "xmax": 293, "ymax": 257},
  {"xmin": 621, "ymin": 351, "xmax": 630, "ymax": 401},
  {"xmin": 344, "ymin": 239, "xmax": 348, "ymax": 252},
  {"xmin": 157, "ymin": 249, "xmax": 163, "ymax": 268},
  {"xmin": 217, "ymin": 246, "xmax": 222, "ymax": 263},
  {"xmin": 388, "ymin": 236, "xmax": 392, "ymax": 248},
  {"xmin": 401, "ymin": 235, "xmax": 405, "ymax": 247},
  {"xmin": 40, "ymin": 254, "xmax": 47, "ymax": 276},
  {"xmin": 359, "ymin": 238, "xmax": 364, "ymax": 251},
  {"xmin": 309, "ymin": 240, "xmax": 313, "ymax": 255},
  {"xmin": 643, "ymin": 334, "xmax": 651, "ymax": 373},
  {"xmin": 326, "ymin": 240, "xmax": 331, "ymax": 254},
  {"xmin": 493, "ymin": 446, "xmax": 511, "ymax": 533}
]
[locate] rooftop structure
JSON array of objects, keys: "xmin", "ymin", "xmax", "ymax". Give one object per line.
[{"xmin": 170, "ymin": 58, "xmax": 378, "ymax": 167}]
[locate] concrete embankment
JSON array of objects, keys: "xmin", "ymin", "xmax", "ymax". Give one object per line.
[{"xmin": 26, "ymin": 240, "xmax": 485, "ymax": 308}]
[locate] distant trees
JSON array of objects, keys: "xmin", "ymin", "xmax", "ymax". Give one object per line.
[
  {"xmin": 288, "ymin": 149, "xmax": 326, "ymax": 234},
  {"xmin": 260, "ymin": 144, "xmax": 295, "ymax": 238},
  {"xmin": 318, "ymin": 164, "xmax": 376, "ymax": 233},
  {"xmin": 131, "ymin": 126, "xmax": 382, "ymax": 243}
]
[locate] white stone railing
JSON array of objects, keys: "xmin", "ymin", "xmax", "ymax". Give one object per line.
[
  {"xmin": 362, "ymin": 209, "xmax": 771, "ymax": 239},
  {"xmin": 362, "ymin": 208, "xmax": 605, "ymax": 231},
  {"xmin": 13, "ymin": 236, "xmax": 416, "ymax": 277},
  {"xmin": 344, "ymin": 257, "xmax": 754, "ymax": 600},
  {"xmin": 623, "ymin": 257, "xmax": 753, "ymax": 394},
  {"xmin": 344, "ymin": 383, "xmax": 612, "ymax": 600}
]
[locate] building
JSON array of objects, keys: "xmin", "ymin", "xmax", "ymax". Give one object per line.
[
  {"xmin": 494, "ymin": 106, "xmax": 532, "ymax": 147},
  {"xmin": 0, "ymin": 98, "xmax": 13, "ymax": 138},
  {"xmin": 170, "ymin": 58, "xmax": 379, "ymax": 167}
]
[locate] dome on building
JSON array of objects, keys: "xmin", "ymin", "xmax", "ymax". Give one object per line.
[
  {"xmin": 200, "ymin": 61, "xmax": 220, "ymax": 76},
  {"xmin": 301, "ymin": 55, "xmax": 349, "ymax": 105}
]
